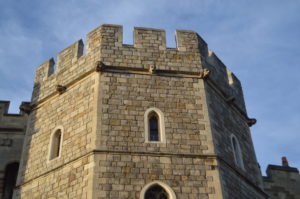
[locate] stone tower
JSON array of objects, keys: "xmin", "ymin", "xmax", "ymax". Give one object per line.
[{"xmin": 14, "ymin": 24, "xmax": 267, "ymax": 199}]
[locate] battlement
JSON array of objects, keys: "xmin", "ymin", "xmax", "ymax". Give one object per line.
[
  {"xmin": 203, "ymin": 50, "xmax": 247, "ymax": 112},
  {"xmin": 35, "ymin": 24, "xmax": 208, "ymax": 80},
  {"xmin": 0, "ymin": 101, "xmax": 28, "ymax": 130},
  {"xmin": 34, "ymin": 39, "xmax": 83, "ymax": 83},
  {"xmin": 0, "ymin": 101, "xmax": 10, "ymax": 115},
  {"xmin": 32, "ymin": 24, "xmax": 247, "ymax": 113},
  {"xmin": 0, "ymin": 101, "xmax": 26, "ymax": 116},
  {"xmin": 86, "ymin": 24, "xmax": 205, "ymax": 52}
]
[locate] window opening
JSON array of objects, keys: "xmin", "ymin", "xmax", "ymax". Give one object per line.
[
  {"xmin": 145, "ymin": 184, "xmax": 168, "ymax": 199},
  {"xmin": 3, "ymin": 162, "xmax": 19, "ymax": 199},
  {"xmin": 144, "ymin": 108, "xmax": 166, "ymax": 143},
  {"xmin": 50, "ymin": 129, "xmax": 62, "ymax": 160},
  {"xmin": 149, "ymin": 113, "xmax": 159, "ymax": 141}
]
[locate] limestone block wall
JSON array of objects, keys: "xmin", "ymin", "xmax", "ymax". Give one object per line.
[
  {"xmin": 94, "ymin": 154, "xmax": 219, "ymax": 199},
  {"xmin": 205, "ymin": 85, "xmax": 261, "ymax": 182},
  {"xmin": 0, "ymin": 101, "xmax": 28, "ymax": 199},
  {"xmin": 97, "ymin": 73, "xmax": 211, "ymax": 154},
  {"xmin": 93, "ymin": 25, "xmax": 204, "ymax": 72},
  {"xmin": 16, "ymin": 72, "xmax": 98, "ymax": 198},
  {"xmin": 93, "ymin": 72, "xmax": 223, "ymax": 198},
  {"xmin": 89, "ymin": 25, "xmax": 230, "ymax": 198},
  {"xmin": 14, "ymin": 155, "xmax": 93, "ymax": 199},
  {"xmin": 203, "ymin": 50, "xmax": 246, "ymax": 112}
]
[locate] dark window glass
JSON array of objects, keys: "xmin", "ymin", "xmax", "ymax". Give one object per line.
[
  {"xmin": 232, "ymin": 137, "xmax": 237, "ymax": 151},
  {"xmin": 149, "ymin": 115, "xmax": 159, "ymax": 141},
  {"xmin": 3, "ymin": 162, "xmax": 19, "ymax": 199},
  {"xmin": 145, "ymin": 185, "xmax": 168, "ymax": 199}
]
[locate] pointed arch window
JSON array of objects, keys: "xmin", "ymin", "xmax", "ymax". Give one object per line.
[
  {"xmin": 49, "ymin": 127, "xmax": 63, "ymax": 161},
  {"xmin": 144, "ymin": 108, "xmax": 166, "ymax": 143},
  {"xmin": 145, "ymin": 184, "xmax": 168, "ymax": 199},
  {"xmin": 230, "ymin": 134, "xmax": 245, "ymax": 170},
  {"xmin": 140, "ymin": 181, "xmax": 176, "ymax": 199}
]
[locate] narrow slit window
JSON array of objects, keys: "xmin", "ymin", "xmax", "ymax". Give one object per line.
[
  {"xmin": 50, "ymin": 129, "xmax": 62, "ymax": 160},
  {"xmin": 149, "ymin": 113, "xmax": 159, "ymax": 141}
]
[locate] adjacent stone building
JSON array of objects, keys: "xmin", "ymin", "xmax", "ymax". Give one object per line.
[
  {"xmin": 263, "ymin": 157, "xmax": 300, "ymax": 199},
  {"xmin": 0, "ymin": 101, "xmax": 28, "ymax": 199}
]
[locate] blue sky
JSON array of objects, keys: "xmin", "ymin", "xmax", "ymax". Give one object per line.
[{"xmin": 0, "ymin": 0, "xmax": 299, "ymax": 173}]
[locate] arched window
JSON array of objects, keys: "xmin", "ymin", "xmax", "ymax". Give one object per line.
[
  {"xmin": 145, "ymin": 184, "xmax": 168, "ymax": 199},
  {"xmin": 140, "ymin": 181, "xmax": 176, "ymax": 199},
  {"xmin": 149, "ymin": 112, "xmax": 159, "ymax": 141},
  {"xmin": 230, "ymin": 134, "xmax": 244, "ymax": 170},
  {"xmin": 144, "ymin": 108, "xmax": 166, "ymax": 143},
  {"xmin": 3, "ymin": 162, "xmax": 19, "ymax": 199},
  {"xmin": 49, "ymin": 127, "xmax": 63, "ymax": 160}
]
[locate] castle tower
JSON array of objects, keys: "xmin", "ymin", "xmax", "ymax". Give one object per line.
[{"xmin": 14, "ymin": 24, "xmax": 267, "ymax": 199}]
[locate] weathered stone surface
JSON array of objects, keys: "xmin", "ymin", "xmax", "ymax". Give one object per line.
[{"xmin": 12, "ymin": 24, "xmax": 268, "ymax": 199}]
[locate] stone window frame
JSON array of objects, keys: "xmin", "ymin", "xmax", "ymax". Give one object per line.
[
  {"xmin": 140, "ymin": 181, "xmax": 176, "ymax": 199},
  {"xmin": 48, "ymin": 126, "xmax": 64, "ymax": 162},
  {"xmin": 230, "ymin": 134, "xmax": 245, "ymax": 170},
  {"xmin": 144, "ymin": 108, "xmax": 166, "ymax": 144}
]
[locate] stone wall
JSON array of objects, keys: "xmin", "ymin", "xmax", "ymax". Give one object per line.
[
  {"xmin": 90, "ymin": 24, "xmax": 225, "ymax": 198},
  {"xmin": 14, "ymin": 154, "xmax": 93, "ymax": 199},
  {"xmin": 205, "ymin": 80, "xmax": 262, "ymax": 182},
  {"xmin": 0, "ymin": 101, "xmax": 27, "ymax": 199},
  {"xmin": 93, "ymin": 71, "xmax": 221, "ymax": 198},
  {"xmin": 16, "ymin": 72, "xmax": 98, "ymax": 198},
  {"xmin": 97, "ymin": 73, "xmax": 209, "ymax": 154},
  {"xmin": 219, "ymin": 163, "xmax": 266, "ymax": 199},
  {"xmin": 203, "ymin": 50, "xmax": 266, "ymax": 199},
  {"xmin": 94, "ymin": 153, "xmax": 218, "ymax": 199}
]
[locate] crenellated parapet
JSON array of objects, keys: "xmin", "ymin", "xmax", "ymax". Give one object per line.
[
  {"xmin": 34, "ymin": 39, "xmax": 85, "ymax": 84},
  {"xmin": 203, "ymin": 50, "xmax": 247, "ymax": 113},
  {"xmin": 0, "ymin": 101, "xmax": 29, "ymax": 130},
  {"xmin": 0, "ymin": 101, "xmax": 10, "ymax": 116},
  {"xmin": 32, "ymin": 24, "xmax": 248, "ymax": 116},
  {"xmin": 32, "ymin": 39, "xmax": 93, "ymax": 104},
  {"xmin": 87, "ymin": 24, "xmax": 206, "ymax": 72},
  {"xmin": 34, "ymin": 58, "xmax": 55, "ymax": 83},
  {"xmin": 32, "ymin": 24, "xmax": 209, "ymax": 104},
  {"xmin": 0, "ymin": 101, "xmax": 28, "ymax": 116}
]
